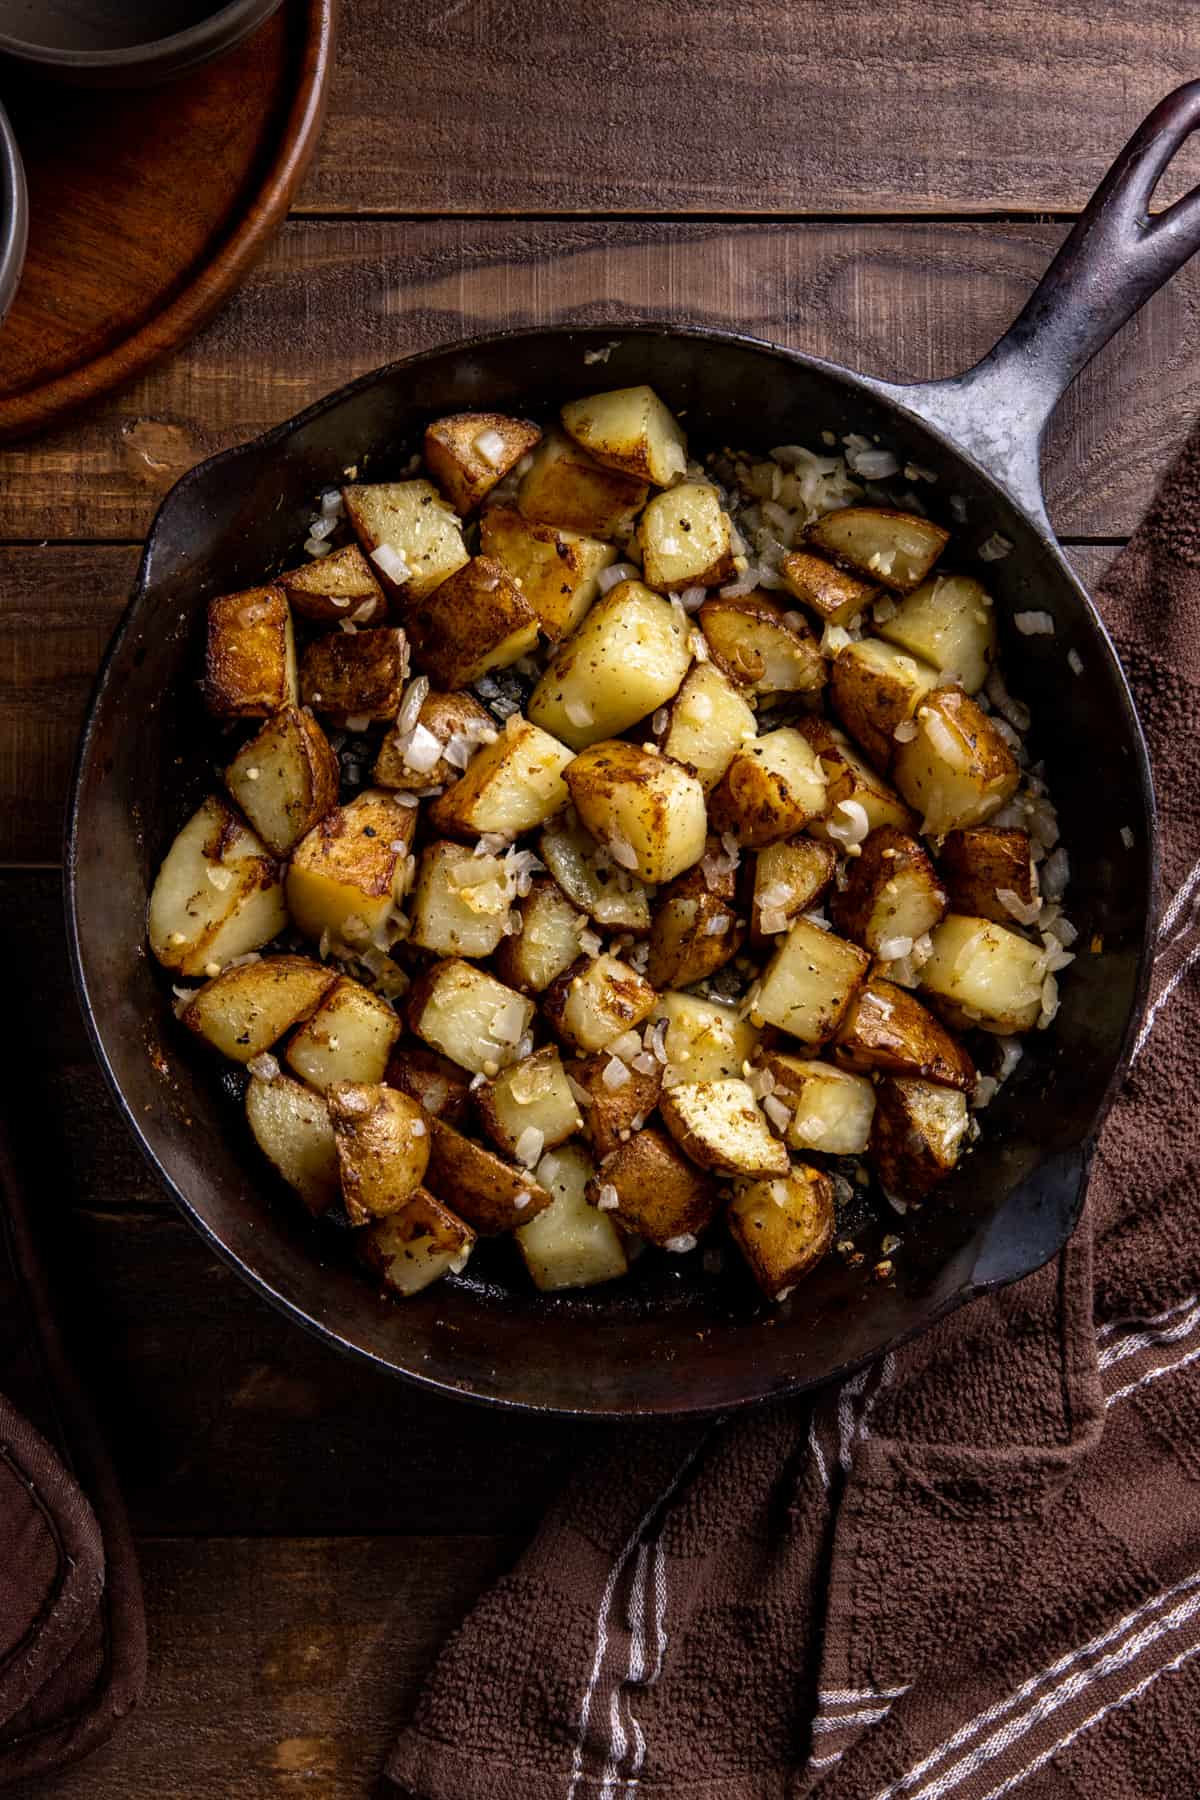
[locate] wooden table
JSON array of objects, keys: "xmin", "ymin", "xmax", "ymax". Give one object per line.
[{"xmin": 2, "ymin": 4, "xmax": 1198, "ymax": 1791}]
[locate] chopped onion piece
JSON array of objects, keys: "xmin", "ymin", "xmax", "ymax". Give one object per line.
[
  {"xmin": 370, "ymin": 543, "xmax": 412, "ymax": 583},
  {"xmin": 246, "ymin": 1052, "xmax": 280, "ymax": 1081},
  {"xmin": 602, "ymin": 1055, "xmax": 631, "ymax": 1090},
  {"xmin": 1014, "ymin": 610, "xmax": 1055, "ymax": 636},
  {"xmin": 597, "ymin": 562, "xmax": 639, "ymax": 593},
  {"xmin": 473, "ymin": 427, "xmax": 509, "ymax": 469},
  {"xmin": 825, "ymin": 799, "xmax": 870, "ymax": 847},
  {"xmin": 978, "ymin": 532, "xmax": 1013, "ymax": 563},
  {"xmin": 403, "ymin": 722, "xmax": 444, "ymax": 773},
  {"xmin": 762, "ymin": 1095, "xmax": 792, "ymax": 1133},
  {"xmin": 596, "ymin": 1183, "xmax": 620, "ymax": 1211},
  {"xmin": 663, "ymin": 1233, "xmax": 698, "ymax": 1254},
  {"xmin": 514, "ymin": 1126, "xmax": 545, "ymax": 1168},
  {"xmin": 490, "ymin": 999, "xmax": 527, "ymax": 1044},
  {"xmin": 997, "ymin": 888, "xmax": 1042, "ymax": 926},
  {"xmin": 564, "ymin": 698, "xmax": 594, "ymax": 729}
]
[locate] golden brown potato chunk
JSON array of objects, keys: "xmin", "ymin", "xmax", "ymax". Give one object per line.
[
  {"xmin": 708, "ymin": 728, "xmax": 828, "ymax": 848},
  {"xmin": 660, "ymin": 662, "xmax": 758, "ymax": 792},
  {"xmin": 360, "ymin": 1189, "xmax": 475, "ymax": 1296},
  {"xmin": 286, "ymin": 788, "xmax": 416, "ymax": 949},
  {"xmin": 182, "ymin": 954, "xmax": 335, "ymax": 1063},
  {"xmin": 275, "ymin": 545, "xmax": 386, "ymax": 626},
  {"xmin": 372, "ymin": 688, "xmax": 497, "ymax": 792},
  {"xmin": 245, "ymin": 1073, "xmax": 341, "ymax": 1217},
  {"xmin": 408, "ymin": 841, "xmax": 513, "ymax": 959},
  {"xmin": 402, "ymin": 555, "xmax": 539, "ymax": 690},
  {"xmin": 299, "ymin": 627, "xmax": 408, "ymax": 725},
  {"xmin": 286, "ymin": 976, "xmax": 401, "ymax": 1091},
  {"xmin": 829, "ymin": 826, "xmax": 947, "ymax": 955},
  {"xmin": 519, "ymin": 429, "xmax": 648, "ymax": 537},
  {"xmin": 877, "ymin": 573, "xmax": 996, "ymax": 695},
  {"xmin": 892, "ymin": 687, "xmax": 1020, "ymax": 836},
  {"xmin": 328, "ymin": 1081, "xmax": 430, "ymax": 1225},
  {"xmin": 543, "ymin": 953, "xmax": 657, "ymax": 1053},
  {"xmin": 147, "ymin": 795, "xmax": 286, "ymax": 977},
  {"xmin": 939, "ymin": 827, "xmax": 1039, "ymax": 925},
  {"xmin": 754, "ymin": 1052, "xmax": 876, "ymax": 1156},
  {"xmin": 560, "ymin": 385, "xmax": 688, "ymax": 486},
  {"xmin": 871, "ymin": 1076, "xmax": 968, "ymax": 1201},
  {"xmin": 919, "ymin": 914, "xmax": 1047, "ymax": 1033},
  {"xmin": 538, "ymin": 816, "xmax": 652, "ymax": 934},
  {"xmin": 645, "ymin": 859, "xmax": 743, "ymax": 989},
  {"xmin": 571, "ymin": 1051, "xmax": 663, "ymax": 1159},
  {"xmin": 754, "ymin": 918, "xmax": 871, "ymax": 1047},
  {"xmin": 699, "ymin": 593, "xmax": 825, "ymax": 696},
  {"xmin": 638, "ymin": 481, "xmax": 735, "ymax": 591},
  {"xmin": 479, "ymin": 505, "xmax": 616, "ymax": 641},
  {"xmin": 829, "ymin": 637, "xmax": 940, "ymax": 771},
  {"xmin": 834, "ymin": 976, "xmax": 976, "ymax": 1091},
  {"xmin": 749, "ymin": 838, "xmax": 837, "ymax": 945},
  {"xmin": 384, "ymin": 1043, "xmax": 471, "ymax": 1124},
  {"xmin": 428, "ymin": 716, "xmax": 573, "ymax": 840},
  {"xmin": 652, "ymin": 992, "xmax": 759, "ymax": 1083},
  {"xmin": 589, "ymin": 1128, "xmax": 719, "ymax": 1249},
  {"xmin": 794, "ymin": 716, "xmax": 915, "ymax": 844},
  {"xmin": 204, "ymin": 585, "xmax": 296, "ymax": 717},
  {"xmin": 494, "ymin": 876, "xmax": 587, "ymax": 995},
  {"xmin": 407, "ymin": 959, "xmax": 535, "ymax": 1075},
  {"xmin": 424, "ymin": 412, "xmax": 542, "ymax": 514},
  {"xmin": 659, "ymin": 1079, "xmax": 788, "ymax": 1178},
  {"xmin": 425, "ymin": 1117, "xmax": 552, "ymax": 1234},
  {"xmin": 565, "ymin": 740, "xmax": 707, "ymax": 886},
  {"xmin": 342, "ymin": 480, "xmax": 468, "ymax": 601},
  {"xmin": 224, "ymin": 705, "xmax": 339, "ymax": 856},
  {"xmin": 728, "ymin": 1165, "xmax": 835, "ymax": 1299},
  {"xmin": 474, "ymin": 1047, "xmax": 582, "ymax": 1160},
  {"xmin": 806, "ymin": 506, "xmax": 949, "ymax": 593},
  {"xmin": 779, "ymin": 549, "xmax": 877, "ymax": 627}
]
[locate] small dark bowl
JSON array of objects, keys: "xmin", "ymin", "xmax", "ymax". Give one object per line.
[
  {"xmin": 0, "ymin": 101, "xmax": 26, "ymax": 322},
  {"xmin": 0, "ymin": 0, "xmax": 284, "ymax": 85}
]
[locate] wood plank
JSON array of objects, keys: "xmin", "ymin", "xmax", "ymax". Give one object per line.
[
  {"xmin": 302, "ymin": 0, "xmax": 1200, "ymax": 217},
  {"xmin": 0, "ymin": 220, "xmax": 1192, "ymax": 547},
  {"xmin": 18, "ymin": 1534, "xmax": 515, "ymax": 1798}
]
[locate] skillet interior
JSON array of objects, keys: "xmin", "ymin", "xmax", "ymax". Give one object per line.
[{"xmin": 65, "ymin": 326, "xmax": 1155, "ymax": 1417}]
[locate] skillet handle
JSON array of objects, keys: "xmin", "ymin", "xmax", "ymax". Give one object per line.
[{"xmin": 872, "ymin": 81, "xmax": 1200, "ymax": 530}]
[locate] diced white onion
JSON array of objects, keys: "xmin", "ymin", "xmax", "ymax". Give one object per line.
[
  {"xmin": 370, "ymin": 543, "xmax": 412, "ymax": 583},
  {"xmin": 396, "ymin": 675, "xmax": 429, "ymax": 737},
  {"xmin": 602, "ymin": 1055, "xmax": 631, "ymax": 1090},
  {"xmin": 596, "ymin": 1183, "xmax": 620, "ymax": 1211},
  {"xmin": 514, "ymin": 1126, "xmax": 545, "ymax": 1167},
  {"xmin": 565, "ymin": 698, "xmax": 594, "ymax": 729},
  {"xmin": 978, "ymin": 532, "xmax": 1014, "ymax": 562},
  {"xmin": 598, "ymin": 562, "xmax": 639, "ymax": 593},
  {"xmin": 997, "ymin": 888, "xmax": 1042, "ymax": 926},
  {"xmin": 402, "ymin": 722, "xmax": 444, "ymax": 773},
  {"xmin": 878, "ymin": 934, "xmax": 914, "ymax": 961},
  {"xmin": 1014, "ymin": 610, "xmax": 1055, "ymax": 636},
  {"xmin": 490, "ymin": 999, "xmax": 528, "ymax": 1044},
  {"xmin": 246, "ymin": 1052, "xmax": 280, "ymax": 1080},
  {"xmin": 608, "ymin": 832, "xmax": 640, "ymax": 871},
  {"xmin": 825, "ymin": 799, "xmax": 870, "ymax": 847},
  {"xmin": 663, "ymin": 1233, "xmax": 698, "ymax": 1254},
  {"xmin": 762, "ymin": 1095, "xmax": 792, "ymax": 1133},
  {"xmin": 473, "ymin": 427, "xmax": 509, "ymax": 469}
]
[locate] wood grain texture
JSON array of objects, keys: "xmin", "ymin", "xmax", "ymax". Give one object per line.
[
  {"xmin": 304, "ymin": 0, "xmax": 1200, "ymax": 216},
  {"xmin": 0, "ymin": 220, "xmax": 1193, "ymax": 548}
]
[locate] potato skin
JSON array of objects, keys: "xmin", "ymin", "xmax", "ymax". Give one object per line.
[
  {"xmin": 829, "ymin": 825, "xmax": 947, "ymax": 952},
  {"xmin": 204, "ymin": 585, "xmax": 296, "ymax": 717},
  {"xmin": 708, "ymin": 729, "xmax": 828, "ymax": 848},
  {"xmin": 939, "ymin": 827, "xmax": 1038, "ymax": 924},
  {"xmin": 698, "ymin": 592, "xmax": 825, "ymax": 695},
  {"xmin": 327, "ymin": 1081, "xmax": 431, "ymax": 1226},
  {"xmin": 359, "ymin": 1189, "xmax": 475, "ymax": 1297},
  {"xmin": 299, "ymin": 627, "xmax": 408, "ymax": 724},
  {"xmin": 182, "ymin": 954, "xmax": 335, "ymax": 1063},
  {"xmin": 870, "ymin": 1076, "xmax": 968, "ymax": 1201},
  {"xmin": 401, "ymin": 555, "xmax": 539, "ymax": 689},
  {"xmin": 779, "ymin": 549, "xmax": 877, "ymax": 627},
  {"xmin": 727, "ymin": 1165, "xmax": 835, "ymax": 1299},
  {"xmin": 276, "ymin": 545, "xmax": 387, "ymax": 625},
  {"xmin": 834, "ymin": 976, "xmax": 976, "ymax": 1091},
  {"xmin": 425, "ymin": 1117, "xmax": 552, "ymax": 1234},
  {"xmin": 479, "ymin": 505, "xmax": 615, "ymax": 641},
  {"xmin": 565, "ymin": 740, "xmax": 707, "ymax": 887},
  {"xmin": 224, "ymin": 704, "xmax": 340, "ymax": 856},
  {"xmin": 542, "ymin": 953, "xmax": 658, "ymax": 1053},
  {"xmin": 494, "ymin": 875, "xmax": 586, "ymax": 994},
  {"xmin": 423, "ymin": 412, "xmax": 542, "ymax": 514},
  {"xmin": 384, "ymin": 1044, "xmax": 471, "ymax": 1124},
  {"xmin": 644, "ymin": 859, "xmax": 743, "ymax": 989},
  {"xmin": 572, "ymin": 1053, "xmax": 663, "ymax": 1159},
  {"xmin": 892, "ymin": 686, "xmax": 1020, "ymax": 836},
  {"xmin": 638, "ymin": 481, "xmax": 734, "ymax": 591},
  {"xmin": 372, "ymin": 689, "xmax": 497, "ymax": 791},
  {"xmin": 806, "ymin": 506, "xmax": 949, "ymax": 593},
  {"xmin": 341, "ymin": 480, "xmax": 468, "ymax": 602},
  {"xmin": 428, "ymin": 717, "xmax": 573, "ymax": 841},
  {"xmin": 519, "ymin": 430, "xmax": 648, "ymax": 537},
  {"xmin": 588, "ymin": 1128, "xmax": 719, "ymax": 1248},
  {"xmin": 559, "ymin": 384, "xmax": 687, "ymax": 486},
  {"xmin": 829, "ymin": 637, "xmax": 939, "ymax": 770}
]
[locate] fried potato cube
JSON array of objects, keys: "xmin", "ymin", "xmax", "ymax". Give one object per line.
[
  {"xmin": 148, "ymin": 795, "xmax": 286, "ymax": 976},
  {"xmin": 755, "ymin": 1052, "xmax": 876, "ymax": 1156},
  {"xmin": 779, "ymin": 549, "xmax": 877, "ymax": 627},
  {"xmin": 543, "ymin": 953, "xmax": 657, "ymax": 1053},
  {"xmin": 659, "ymin": 1078, "xmax": 788, "ymax": 1178},
  {"xmin": 518, "ymin": 429, "xmax": 648, "ymax": 537},
  {"xmin": 829, "ymin": 826, "xmax": 947, "ymax": 955},
  {"xmin": 372, "ymin": 688, "xmax": 497, "ymax": 791},
  {"xmin": 203, "ymin": 585, "xmax": 297, "ymax": 717},
  {"xmin": 224, "ymin": 704, "xmax": 339, "ymax": 856},
  {"xmin": 299, "ymin": 627, "xmax": 408, "ymax": 726},
  {"xmin": 652, "ymin": 991, "xmax": 759, "ymax": 1084},
  {"xmin": 475, "ymin": 1046, "xmax": 582, "ymax": 1160},
  {"xmin": 246, "ymin": 1073, "xmax": 341, "ymax": 1216},
  {"xmin": 182, "ymin": 954, "xmax": 335, "ymax": 1063},
  {"xmin": 275, "ymin": 545, "xmax": 386, "ymax": 626},
  {"xmin": 589, "ymin": 1128, "xmax": 719, "ymax": 1248},
  {"xmin": 402, "ymin": 555, "xmax": 539, "ymax": 690},
  {"xmin": 516, "ymin": 1143, "xmax": 628, "ymax": 1291},
  {"xmin": 708, "ymin": 728, "xmax": 828, "ymax": 847},
  {"xmin": 360, "ymin": 1189, "xmax": 475, "ymax": 1296},
  {"xmin": 539, "ymin": 816, "xmax": 651, "ymax": 933},
  {"xmin": 287, "ymin": 788, "xmax": 416, "ymax": 949},
  {"xmin": 877, "ymin": 574, "xmax": 997, "ymax": 694},
  {"xmin": 661, "ymin": 662, "xmax": 757, "ymax": 791},
  {"xmin": 495, "ymin": 876, "xmax": 587, "ymax": 994},
  {"xmin": 286, "ymin": 976, "xmax": 401, "ymax": 1090},
  {"xmin": 409, "ymin": 842, "xmax": 513, "ymax": 958},
  {"xmin": 750, "ymin": 838, "xmax": 837, "ymax": 945},
  {"xmin": 829, "ymin": 637, "xmax": 940, "ymax": 770},
  {"xmin": 566, "ymin": 740, "xmax": 707, "ymax": 886},
  {"xmin": 424, "ymin": 411, "xmax": 542, "ymax": 514},
  {"xmin": 755, "ymin": 918, "xmax": 871, "ymax": 1047},
  {"xmin": 834, "ymin": 976, "xmax": 975, "ymax": 1090},
  {"xmin": 939, "ymin": 827, "xmax": 1039, "ymax": 925},
  {"xmin": 342, "ymin": 480, "xmax": 468, "ymax": 601},
  {"xmin": 425, "ymin": 1117, "xmax": 551, "ymax": 1234},
  {"xmin": 638, "ymin": 481, "xmax": 735, "ymax": 591},
  {"xmin": 794, "ymin": 717, "xmax": 915, "ymax": 843},
  {"xmin": 384, "ymin": 1043, "xmax": 471, "ymax": 1124},
  {"xmin": 407, "ymin": 959, "xmax": 535, "ymax": 1074},
  {"xmin": 699, "ymin": 593, "xmax": 825, "ymax": 696},
  {"xmin": 328, "ymin": 1081, "xmax": 430, "ymax": 1225},
  {"xmin": 728, "ymin": 1165, "xmax": 835, "ymax": 1299},
  {"xmin": 871, "ymin": 1076, "xmax": 968, "ymax": 1201},
  {"xmin": 527, "ymin": 580, "xmax": 691, "ymax": 750},
  {"xmin": 893, "ymin": 687, "xmax": 1020, "ymax": 836},
  {"xmin": 806, "ymin": 506, "xmax": 949, "ymax": 593},
  {"xmin": 560, "ymin": 385, "xmax": 688, "ymax": 487},
  {"xmin": 919, "ymin": 913, "xmax": 1047, "ymax": 1033},
  {"xmin": 479, "ymin": 505, "xmax": 616, "ymax": 641},
  {"xmin": 645, "ymin": 861, "xmax": 742, "ymax": 989},
  {"xmin": 572, "ymin": 1051, "xmax": 663, "ymax": 1159},
  {"xmin": 428, "ymin": 716, "xmax": 573, "ymax": 840}
]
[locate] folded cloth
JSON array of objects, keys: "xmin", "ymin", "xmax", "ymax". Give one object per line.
[
  {"xmin": 387, "ymin": 419, "xmax": 1200, "ymax": 1800},
  {"xmin": 0, "ymin": 1123, "xmax": 146, "ymax": 1787}
]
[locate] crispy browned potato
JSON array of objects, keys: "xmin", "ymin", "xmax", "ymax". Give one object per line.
[
  {"xmin": 918, "ymin": 914, "xmax": 1047, "ymax": 1033},
  {"xmin": 425, "ymin": 1117, "xmax": 552, "ymax": 1234},
  {"xmin": 660, "ymin": 662, "xmax": 758, "ymax": 791},
  {"xmin": 638, "ymin": 481, "xmax": 734, "ymax": 591},
  {"xmin": 287, "ymin": 788, "xmax": 416, "ymax": 948},
  {"xmin": 407, "ymin": 959, "xmax": 535, "ymax": 1075},
  {"xmin": 495, "ymin": 876, "xmax": 587, "ymax": 994},
  {"xmin": 147, "ymin": 795, "xmax": 286, "ymax": 977},
  {"xmin": 565, "ymin": 740, "xmax": 707, "ymax": 886},
  {"xmin": 834, "ymin": 976, "xmax": 976, "ymax": 1091},
  {"xmin": 572, "ymin": 1051, "xmax": 663, "ymax": 1159},
  {"xmin": 183, "ymin": 954, "xmax": 335, "ymax": 1063},
  {"xmin": 245, "ymin": 1073, "xmax": 341, "ymax": 1216},
  {"xmin": 870, "ymin": 1076, "xmax": 968, "ymax": 1201},
  {"xmin": 753, "ymin": 1051, "xmax": 876, "ymax": 1156},
  {"xmin": 560, "ymin": 385, "xmax": 688, "ymax": 486},
  {"xmin": 328, "ymin": 1081, "xmax": 430, "ymax": 1225},
  {"xmin": 778, "ymin": 549, "xmax": 877, "ymax": 627},
  {"xmin": 829, "ymin": 826, "xmax": 947, "ymax": 955},
  {"xmin": 275, "ymin": 545, "xmax": 387, "ymax": 625},
  {"xmin": 589, "ymin": 1128, "xmax": 719, "ymax": 1248},
  {"xmin": 708, "ymin": 728, "xmax": 829, "ymax": 847},
  {"xmin": 224, "ymin": 705, "xmax": 339, "ymax": 856},
  {"xmin": 372, "ymin": 688, "xmax": 497, "ymax": 791},
  {"xmin": 939, "ymin": 827, "xmax": 1039, "ymax": 924},
  {"xmin": 342, "ymin": 480, "xmax": 468, "ymax": 601},
  {"xmin": 402, "ymin": 555, "xmax": 539, "ymax": 690},
  {"xmin": 794, "ymin": 716, "xmax": 915, "ymax": 842},
  {"xmin": 384, "ymin": 1043, "xmax": 471, "ymax": 1124},
  {"xmin": 892, "ymin": 687, "xmax": 1020, "ymax": 835},
  {"xmin": 479, "ymin": 505, "xmax": 616, "ymax": 641},
  {"xmin": 754, "ymin": 918, "xmax": 871, "ymax": 1047},
  {"xmin": 543, "ymin": 953, "xmax": 657, "ymax": 1053},
  {"xmin": 829, "ymin": 637, "xmax": 940, "ymax": 770},
  {"xmin": 204, "ymin": 585, "xmax": 296, "ymax": 716},
  {"xmin": 474, "ymin": 1047, "xmax": 582, "ymax": 1160},
  {"xmin": 299, "ymin": 628, "xmax": 408, "ymax": 725},
  {"xmin": 806, "ymin": 506, "xmax": 949, "ymax": 593},
  {"xmin": 727, "ymin": 1165, "xmax": 835, "ymax": 1299},
  {"xmin": 286, "ymin": 976, "xmax": 401, "ymax": 1090},
  {"xmin": 538, "ymin": 816, "xmax": 651, "ymax": 934},
  {"xmin": 699, "ymin": 593, "xmax": 825, "ymax": 695},
  {"xmin": 519, "ymin": 430, "xmax": 648, "ymax": 537},
  {"xmin": 749, "ymin": 837, "xmax": 837, "ymax": 945},
  {"xmin": 359, "ymin": 1189, "xmax": 475, "ymax": 1296},
  {"xmin": 645, "ymin": 857, "xmax": 743, "ymax": 989},
  {"xmin": 424, "ymin": 412, "xmax": 542, "ymax": 514},
  {"xmin": 428, "ymin": 716, "xmax": 573, "ymax": 840},
  {"xmin": 659, "ymin": 1079, "xmax": 788, "ymax": 1178}
]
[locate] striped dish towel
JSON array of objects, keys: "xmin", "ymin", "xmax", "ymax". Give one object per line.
[{"xmin": 386, "ymin": 419, "xmax": 1200, "ymax": 1800}]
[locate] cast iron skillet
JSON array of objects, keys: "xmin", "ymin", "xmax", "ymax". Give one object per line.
[{"xmin": 66, "ymin": 86, "xmax": 1200, "ymax": 1418}]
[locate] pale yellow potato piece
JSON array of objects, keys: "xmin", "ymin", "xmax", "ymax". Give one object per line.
[
  {"xmin": 407, "ymin": 959, "xmax": 535, "ymax": 1074},
  {"xmin": 708, "ymin": 728, "xmax": 828, "ymax": 847},
  {"xmin": 543, "ymin": 952, "xmax": 657, "ymax": 1053},
  {"xmin": 423, "ymin": 411, "xmax": 542, "ymax": 514},
  {"xmin": 893, "ymin": 687, "xmax": 1020, "ymax": 835},
  {"xmin": 699, "ymin": 593, "xmax": 825, "ymax": 695},
  {"xmin": 429, "ymin": 716, "xmax": 573, "ymax": 840},
  {"xmin": 372, "ymin": 688, "xmax": 497, "ymax": 792},
  {"xmin": 286, "ymin": 788, "xmax": 416, "ymax": 950},
  {"xmin": 757, "ymin": 1053, "xmax": 876, "ymax": 1156},
  {"xmin": 806, "ymin": 506, "xmax": 949, "ymax": 593},
  {"xmin": 409, "ymin": 843, "xmax": 512, "ymax": 959},
  {"xmin": 638, "ymin": 481, "xmax": 734, "ymax": 591},
  {"xmin": 475, "ymin": 1047, "xmax": 582, "ymax": 1159},
  {"xmin": 328, "ymin": 1081, "xmax": 431, "ymax": 1225},
  {"xmin": 182, "ymin": 955, "xmax": 335, "ymax": 1063},
  {"xmin": 224, "ymin": 705, "xmax": 339, "ymax": 856},
  {"xmin": 204, "ymin": 585, "xmax": 297, "ymax": 717},
  {"xmin": 797, "ymin": 718, "xmax": 915, "ymax": 843},
  {"xmin": 538, "ymin": 816, "xmax": 652, "ymax": 933},
  {"xmin": 919, "ymin": 913, "xmax": 1047, "ymax": 1033},
  {"xmin": 728, "ymin": 1165, "xmax": 835, "ymax": 1299},
  {"xmin": 527, "ymin": 580, "xmax": 691, "ymax": 750},
  {"xmin": 245, "ymin": 1074, "xmax": 340, "ymax": 1217},
  {"xmin": 878, "ymin": 574, "xmax": 997, "ymax": 694},
  {"xmin": 754, "ymin": 918, "xmax": 871, "ymax": 1046},
  {"xmin": 516, "ymin": 1143, "xmax": 628, "ymax": 1292},
  {"xmin": 148, "ymin": 795, "xmax": 286, "ymax": 977},
  {"xmin": 479, "ymin": 505, "xmax": 616, "ymax": 641},
  {"xmin": 659, "ymin": 1078, "xmax": 788, "ymax": 1178},
  {"xmin": 560, "ymin": 385, "xmax": 688, "ymax": 486},
  {"xmin": 871, "ymin": 1076, "xmax": 968, "ymax": 1201},
  {"xmin": 342, "ymin": 480, "xmax": 469, "ymax": 601},
  {"xmin": 275, "ymin": 545, "xmax": 386, "ymax": 626},
  {"xmin": 661, "ymin": 662, "xmax": 757, "ymax": 791},
  {"xmin": 829, "ymin": 637, "xmax": 940, "ymax": 770},
  {"xmin": 402, "ymin": 555, "xmax": 539, "ymax": 690},
  {"xmin": 285, "ymin": 976, "xmax": 401, "ymax": 1090},
  {"xmin": 565, "ymin": 740, "xmax": 707, "ymax": 885},
  {"xmin": 494, "ymin": 876, "xmax": 588, "ymax": 994},
  {"xmin": 518, "ymin": 429, "xmax": 648, "ymax": 537},
  {"xmin": 750, "ymin": 838, "xmax": 837, "ymax": 944},
  {"xmin": 360, "ymin": 1190, "xmax": 476, "ymax": 1297},
  {"xmin": 652, "ymin": 991, "xmax": 760, "ymax": 1084}
]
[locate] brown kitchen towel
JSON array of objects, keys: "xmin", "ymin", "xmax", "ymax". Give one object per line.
[
  {"xmin": 387, "ymin": 419, "xmax": 1200, "ymax": 1800},
  {"xmin": 0, "ymin": 1121, "xmax": 146, "ymax": 1787}
]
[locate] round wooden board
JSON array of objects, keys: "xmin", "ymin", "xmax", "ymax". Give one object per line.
[{"xmin": 0, "ymin": 0, "xmax": 335, "ymax": 441}]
